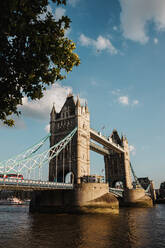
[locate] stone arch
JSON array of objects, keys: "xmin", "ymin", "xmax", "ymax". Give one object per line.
[
  {"xmin": 65, "ymin": 172, "xmax": 74, "ymax": 184},
  {"xmin": 112, "ymin": 180, "xmax": 124, "ymax": 189}
]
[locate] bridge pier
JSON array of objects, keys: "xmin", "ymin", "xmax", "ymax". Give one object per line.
[
  {"xmin": 122, "ymin": 188, "xmax": 153, "ymax": 207},
  {"xmin": 30, "ymin": 183, "xmax": 119, "ymax": 213}
]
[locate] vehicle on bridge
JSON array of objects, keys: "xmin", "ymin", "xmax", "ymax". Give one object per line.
[
  {"xmin": 0, "ymin": 174, "xmax": 24, "ymax": 179},
  {"xmin": 81, "ymin": 175, "xmax": 104, "ymax": 183}
]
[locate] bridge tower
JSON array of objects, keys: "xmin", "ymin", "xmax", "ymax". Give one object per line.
[
  {"xmin": 49, "ymin": 94, "xmax": 90, "ymax": 184},
  {"xmin": 104, "ymin": 130, "xmax": 132, "ymax": 189}
]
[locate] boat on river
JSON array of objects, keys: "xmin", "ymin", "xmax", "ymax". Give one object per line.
[{"xmin": 0, "ymin": 197, "xmax": 30, "ymax": 205}]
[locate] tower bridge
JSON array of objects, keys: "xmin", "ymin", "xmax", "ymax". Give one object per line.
[
  {"xmin": 49, "ymin": 94, "xmax": 132, "ymax": 189},
  {"xmin": 0, "ymin": 94, "xmax": 153, "ymax": 212}
]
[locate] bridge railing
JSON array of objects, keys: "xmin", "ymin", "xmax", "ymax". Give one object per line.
[
  {"xmin": 109, "ymin": 187, "xmax": 124, "ymax": 197},
  {"xmin": 0, "ymin": 178, "xmax": 73, "ymax": 189}
]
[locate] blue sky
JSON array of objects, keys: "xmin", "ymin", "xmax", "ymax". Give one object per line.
[{"xmin": 1, "ymin": 0, "xmax": 165, "ymax": 187}]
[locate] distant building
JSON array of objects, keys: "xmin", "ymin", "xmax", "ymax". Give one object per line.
[
  {"xmin": 138, "ymin": 177, "xmax": 151, "ymax": 190},
  {"xmin": 159, "ymin": 181, "xmax": 165, "ymax": 198}
]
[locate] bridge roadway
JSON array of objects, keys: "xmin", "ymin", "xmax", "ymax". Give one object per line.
[
  {"xmin": 0, "ymin": 178, "xmax": 73, "ymax": 191},
  {"xmin": 109, "ymin": 187, "xmax": 124, "ymax": 197},
  {"xmin": 90, "ymin": 128, "xmax": 125, "ymax": 154}
]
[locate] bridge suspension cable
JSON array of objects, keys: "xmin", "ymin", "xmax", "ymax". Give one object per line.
[
  {"xmin": 0, "ymin": 133, "xmax": 51, "ymax": 172},
  {"xmin": 130, "ymin": 162, "xmax": 142, "ymax": 188},
  {"xmin": 0, "ymin": 127, "xmax": 77, "ymax": 180}
]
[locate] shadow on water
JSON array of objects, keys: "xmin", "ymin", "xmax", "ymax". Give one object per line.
[{"xmin": 0, "ymin": 205, "xmax": 165, "ymax": 248}]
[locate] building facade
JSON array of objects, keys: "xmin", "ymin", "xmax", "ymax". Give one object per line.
[{"xmin": 49, "ymin": 94, "xmax": 90, "ymax": 183}]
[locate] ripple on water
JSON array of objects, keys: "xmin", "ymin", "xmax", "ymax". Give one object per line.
[{"xmin": 0, "ymin": 204, "xmax": 165, "ymax": 248}]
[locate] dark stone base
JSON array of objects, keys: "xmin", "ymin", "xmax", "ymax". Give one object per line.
[
  {"xmin": 119, "ymin": 195, "xmax": 153, "ymax": 208},
  {"xmin": 29, "ymin": 184, "xmax": 119, "ymax": 214}
]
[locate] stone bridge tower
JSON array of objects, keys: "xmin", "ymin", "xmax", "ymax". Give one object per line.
[
  {"xmin": 104, "ymin": 129, "xmax": 132, "ymax": 189},
  {"xmin": 49, "ymin": 94, "xmax": 90, "ymax": 184}
]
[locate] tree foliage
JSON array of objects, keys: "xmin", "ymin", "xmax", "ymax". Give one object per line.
[{"xmin": 0, "ymin": 0, "xmax": 80, "ymax": 126}]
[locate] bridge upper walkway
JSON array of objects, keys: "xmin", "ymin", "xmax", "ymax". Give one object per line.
[{"xmin": 90, "ymin": 128, "xmax": 125, "ymax": 153}]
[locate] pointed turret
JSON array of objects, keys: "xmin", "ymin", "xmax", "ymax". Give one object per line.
[
  {"xmin": 85, "ymin": 101, "xmax": 89, "ymax": 113},
  {"xmin": 121, "ymin": 135, "xmax": 128, "ymax": 145},
  {"xmin": 50, "ymin": 103, "xmax": 56, "ymax": 121},
  {"xmin": 111, "ymin": 129, "xmax": 121, "ymax": 145},
  {"xmin": 76, "ymin": 95, "xmax": 81, "ymax": 107},
  {"xmin": 75, "ymin": 95, "xmax": 81, "ymax": 115},
  {"xmin": 67, "ymin": 92, "xmax": 73, "ymax": 98}
]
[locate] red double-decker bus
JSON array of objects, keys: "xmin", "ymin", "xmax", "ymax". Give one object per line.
[{"xmin": 5, "ymin": 174, "xmax": 24, "ymax": 179}]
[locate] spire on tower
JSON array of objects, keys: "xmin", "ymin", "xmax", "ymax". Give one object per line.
[
  {"xmin": 67, "ymin": 92, "xmax": 73, "ymax": 98},
  {"xmin": 50, "ymin": 103, "xmax": 56, "ymax": 121},
  {"xmin": 76, "ymin": 95, "xmax": 81, "ymax": 107},
  {"xmin": 85, "ymin": 101, "xmax": 89, "ymax": 113}
]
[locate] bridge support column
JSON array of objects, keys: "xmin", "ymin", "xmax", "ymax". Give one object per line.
[
  {"xmin": 49, "ymin": 95, "xmax": 90, "ymax": 184},
  {"xmin": 123, "ymin": 188, "xmax": 153, "ymax": 207},
  {"xmin": 103, "ymin": 130, "xmax": 132, "ymax": 189},
  {"xmin": 122, "ymin": 137, "xmax": 132, "ymax": 189},
  {"xmin": 76, "ymin": 99, "xmax": 90, "ymax": 183}
]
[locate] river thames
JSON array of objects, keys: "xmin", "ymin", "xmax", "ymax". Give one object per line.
[{"xmin": 0, "ymin": 204, "xmax": 165, "ymax": 248}]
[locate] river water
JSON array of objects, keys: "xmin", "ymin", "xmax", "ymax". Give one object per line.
[{"xmin": 0, "ymin": 204, "xmax": 165, "ymax": 248}]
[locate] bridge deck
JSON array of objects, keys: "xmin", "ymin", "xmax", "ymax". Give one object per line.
[
  {"xmin": 90, "ymin": 128, "xmax": 124, "ymax": 153},
  {"xmin": 0, "ymin": 179, "xmax": 73, "ymax": 191}
]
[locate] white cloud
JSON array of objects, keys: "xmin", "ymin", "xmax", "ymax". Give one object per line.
[
  {"xmin": 54, "ymin": 7, "xmax": 66, "ymax": 21},
  {"xmin": 91, "ymin": 80, "xmax": 98, "ymax": 86},
  {"xmin": 19, "ymin": 83, "xmax": 72, "ymax": 120},
  {"xmin": 129, "ymin": 145, "xmax": 136, "ymax": 156},
  {"xmin": 112, "ymin": 89, "xmax": 139, "ymax": 106},
  {"xmin": 132, "ymin": 99, "xmax": 139, "ymax": 105},
  {"xmin": 120, "ymin": 0, "xmax": 165, "ymax": 44},
  {"xmin": 118, "ymin": 96, "xmax": 129, "ymax": 105},
  {"xmin": 113, "ymin": 26, "xmax": 118, "ymax": 31},
  {"xmin": 154, "ymin": 38, "xmax": 159, "ymax": 44},
  {"xmin": 68, "ymin": 0, "xmax": 80, "ymax": 7},
  {"xmin": 79, "ymin": 34, "xmax": 118, "ymax": 54},
  {"xmin": 111, "ymin": 89, "xmax": 121, "ymax": 96},
  {"xmin": 45, "ymin": 124, "xmax": 50, "ymax": 133},
  {"xmin": 19, "ymin": 83, "xmax": 86, "ymax": 123},
  {"xmin": 79, "ymin": 34, "xmax": 91, "ymax": 46}
]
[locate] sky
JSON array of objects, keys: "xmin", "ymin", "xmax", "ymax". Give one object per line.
[{"xmin": 1, "ymin": 0, "xmax": 165, "ymax": 188}]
